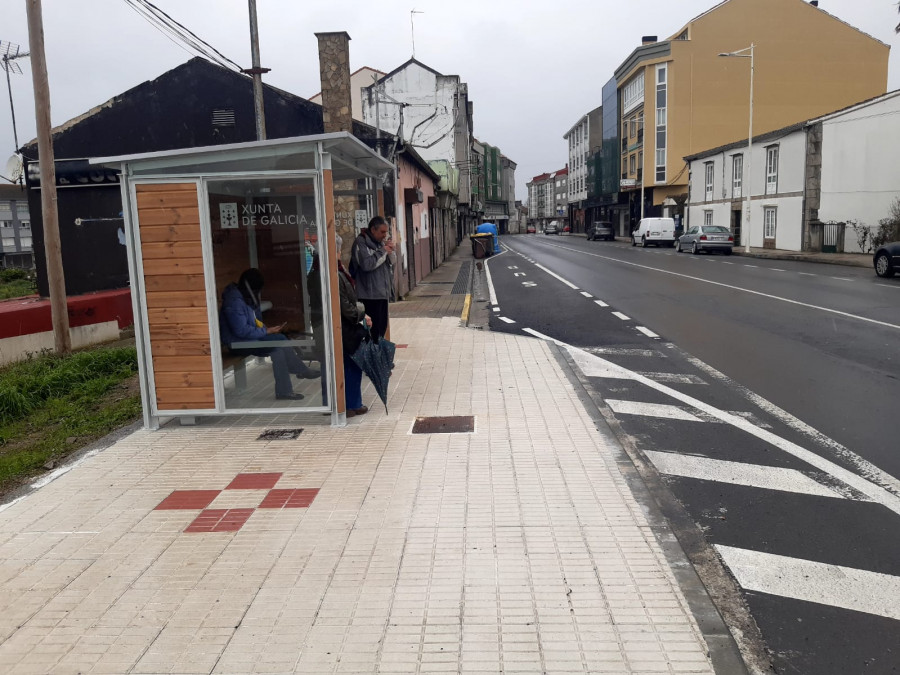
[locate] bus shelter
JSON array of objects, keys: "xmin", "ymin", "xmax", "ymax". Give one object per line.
[{"xmin": 93, "ymin": 132, "xmax": 393, "ymax": 428}]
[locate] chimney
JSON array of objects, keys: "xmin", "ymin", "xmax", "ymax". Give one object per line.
[
  {"xmin": 315, "ymin": 31, "xmax": 353, "ymax": 134},
  {"xmin": 641, "ymin": 35, "xmax": 658, "ymax": 45}
]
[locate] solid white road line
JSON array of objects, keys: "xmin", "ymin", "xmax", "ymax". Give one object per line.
[
  {"xmin": 581, "ymin": 291, "xmax": 593, "ymax": 298},
  {"xmin": 637, "ymin": 371, "xmax": 705, "ymax": 384},
  {"xmin": 716, "ymin": 545, "xmax": 900, "ymax": 621},
  {"xmin": 484, "ymin": 255, "xmax": 499, "ymax": 306},
  {"xmin": 522, "ymin": 329, "xmax": 900, "ymax": 516},
  {"xmin": 682, "ymin": 353, "xmax": 900, "ymax": 498},
  {"xmin": 611, "ymin": 311, "xmax": 631, "ymax": 321},
  {"xmin": 594, "ymin": 300, "xmax": 609, "ymax": 307},
  {"xmin": 535, "ymin": 241, "xmax": 900, "ymax": 332},
  {"xmin": 606, "ymin": 399, "xmax": 704, "ymax": 422},
  {"xmin": 498, "ymin": 316, "xmax": 516, "ymax": 324},
  {"xmin": 831, "ymin": 277, "xmax": 854, "ymax": 282},
  {"xmin": 534, "ymin": 263, "xmax": 579, "ymax": 289},
  {"xmin": 636, "ymin": 326, "xmax": 659, "ymax": 338},
  {"xmin": 645, "ymin": 451, "xmax": 845, "ymax": 498},
  {"xmin": 875, "ymin": 283, "xmax": 899, "ymax": 289}
]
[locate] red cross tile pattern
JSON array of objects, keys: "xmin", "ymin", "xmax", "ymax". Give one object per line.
[
  {"xmin": 226, "ymin": 472, "xmax": 283, "ymax": 490},
  {"xmin": 259, "ymin": 488, "xmax": 319, "ymax": 509},
  {"xmin": 185, "ymin": 508, "xmax": 255, "ymax": 533},
  {"xmin": 153, "ymin": 473, "xmax": 319, "ymax": 533},
  {"xmin": 154, "ymin": 490, "xmax": 221, "ymax": 510}
]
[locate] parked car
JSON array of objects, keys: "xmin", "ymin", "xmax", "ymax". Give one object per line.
[
  {"xmin": 544, "ymin": 221, "xmax": 560, "ymax": 235},
  {"xmin": 526, "ymin": 224, "xmax": 536, "ymax": 234},
  {"xmin": 873, "ymin": 241, "xmax": 900, "ymax": 278},
  {"xmin": 562, "ymin": 224, "xmax": 571, "ymax": 233},
  {"xmin": 587, "ymin": 221, "xmax": 615, "ymax": 241},
  {"xmin": 676, "ymin": 225, "xmax": 735, "ymax": 255},
  {"xmin": 632, "ymin": 217, "xmax": 676, "ymax": 247}
]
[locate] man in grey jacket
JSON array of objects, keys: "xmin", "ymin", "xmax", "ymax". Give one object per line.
[{"xmin": 350, "ymin": 216, "xmax": 395, "ymax": 340}]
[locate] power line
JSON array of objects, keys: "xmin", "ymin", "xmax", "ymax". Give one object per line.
[{"xmin": 122, "ymin": 0, "xmax": 242, "ymax": 72}]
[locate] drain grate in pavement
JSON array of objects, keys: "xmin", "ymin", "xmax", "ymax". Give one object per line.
[
  {"xmin": 451, "ymin": 261, "xmax": 472, "ymax": 294},
  {"xmin": 257, "ymin": 428, "xmax": 303, "ymax": 441},
  {"xmin": 411, "ymin": 415, "xmax": 475, "ymax": 434}
]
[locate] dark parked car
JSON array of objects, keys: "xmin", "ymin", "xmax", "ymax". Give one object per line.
[
  {"xmin": 587, "ymin": 221, "xmax": 615, "ymax": 241},
  {"xmin": 676, "ymin": 225, "xmax": 734, "ymax": 255},
  {"xmin": 544, "ymin": 221, "xmax": 559, "ymax": 235},
  {"xmin": 873, "ymin": 241, "xmax": 900, "ymax": 278}
]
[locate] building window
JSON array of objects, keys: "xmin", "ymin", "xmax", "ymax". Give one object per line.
[
  {"xmin": 704, "ymin": 210, "xmax": 713, "ymax": 226},
  {"xmin": 704, "ymin": 162, "xmax": 714, "ymax": 201},
  {"xmin": 630, "ymin": 154, "xmax": 636, "ymax": 175},
  {"xmin": 732, "ymin": 155, "xmax": 743, "ymax": 199},
  {"xmin": 764, "ymin": 206, "xmax": 777, "ymax": 238},
  {"xmin": 655, "ymin": 63, "xmax": 667, "ymax": 183},
  {"xmin": 623, "ymin": 71, "xmax": 645, "ymax": 114},
  {"xmin": 765, "ymin": 146, "xmax": 779, "ymax": 195}
]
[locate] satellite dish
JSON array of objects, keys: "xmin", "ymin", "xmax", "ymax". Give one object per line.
[{"xmin": 4, "ymin": 154, "xmax": 24, "ymax": 183}]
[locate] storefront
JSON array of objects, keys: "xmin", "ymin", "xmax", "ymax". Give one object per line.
[{"xmin": 94, "ymin": 132, "xmax": 393, "ymax": 428}]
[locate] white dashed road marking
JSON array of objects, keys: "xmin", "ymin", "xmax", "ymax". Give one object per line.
[
  {"xmin": 636, "ymin": 326, "xmax": 659, "ymax": 338},
  {"xmin": 645, "ymin": 451, "xmax": 845, "ymax": 499},
  {"xmin": 580, "ymin": 291, "xmax": 593, "ymax": 298},
  {"xmin": 605, "ymin": 399, "xmax": 704, "ymax": 422},
  {"xmin": 594, "ymin": 300, "xmax": 609, "ymax": 307},
  {"xmin": 637, "ymin": 371, "xmax": 705, "ymax": 384},
  {"xmin": 498, "ymin": 316, "xmax": 516, "ymax": 324},
  {"xmin": 611, "ymin": 311, "xmax": 631, "ymax": 321},
  {"xmin": 716, "ymin": 545, "xmax": 900, "ymax": 622}
]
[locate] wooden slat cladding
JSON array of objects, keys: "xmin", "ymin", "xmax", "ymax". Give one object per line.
[
  {"xmin": 145, "ymin": 290, "xmax": 207, "ymax": 308},
  {"xmin": 136, "ymin": 183, "xmax": 214, "ymax": 411}
]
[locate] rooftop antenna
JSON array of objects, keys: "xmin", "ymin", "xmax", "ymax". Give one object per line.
[
  {"xmin": 1, "ymin": 40, "xmax": 30, "ymax": 153},
  {"xmin": 410, "ymin": 9, "xmax": 424, "ymax": 59}
]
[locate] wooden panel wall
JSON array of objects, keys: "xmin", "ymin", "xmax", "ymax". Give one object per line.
[{"xmin": 136, "ymin": 183, "xmax": 215, "ymax": 410}]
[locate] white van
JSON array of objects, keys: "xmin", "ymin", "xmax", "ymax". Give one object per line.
[{"xmin": 632, "ymin": 217, "xmax": 676, "ymax": 247}]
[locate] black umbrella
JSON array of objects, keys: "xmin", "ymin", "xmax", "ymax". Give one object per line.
[{"xmin": 350, "ymin": 330, "xmax": 396, "ymax": 412}]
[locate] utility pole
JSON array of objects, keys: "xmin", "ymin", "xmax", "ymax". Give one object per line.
[
  {"xmin": 26, "ymin": 0, "xmax": 70, "ymax": 354},
  {"xmin": 244, "ymin": 0, "xmax": 268, "ymax": 141}
]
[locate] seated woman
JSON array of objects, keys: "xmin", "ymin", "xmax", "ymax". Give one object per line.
[{"xmin": 220, "ymin": 268, "xmax": 319, "ymax": 401}]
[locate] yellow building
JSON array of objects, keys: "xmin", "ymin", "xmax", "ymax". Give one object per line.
[{"xmin": 615, "ymin": 0, "xmax": 889, "ymax": 216}]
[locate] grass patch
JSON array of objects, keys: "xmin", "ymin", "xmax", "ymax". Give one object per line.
[
  {"xmin": 0, "ymin": 346, "xmax": 141, "ymax": 491},
  {"xmin": 0, "ymin": 268, "xmax": 37, "ymax": 300}
]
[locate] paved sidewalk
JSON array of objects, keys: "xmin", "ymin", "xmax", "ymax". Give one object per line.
[
  {"xmin": 609, "ymin": 235, "xmax": 871, "ymax": 268},
  {"xmin": 0, "ymin": 242, "xmax": 729, "ymax": 674}
]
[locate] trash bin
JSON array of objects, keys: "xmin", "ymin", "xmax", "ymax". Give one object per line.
[{"xmin": 470, "ymin": 233, "xmax": 493, "ymax": 259}]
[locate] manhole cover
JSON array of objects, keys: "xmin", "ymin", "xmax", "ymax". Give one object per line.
[
  {"xmin": 411, "ymin": 416, "xmax": 475, "ymax": 434},
  {"xmin": 257, "ymin": 428, "xmax": 304, "ymax": 441}
]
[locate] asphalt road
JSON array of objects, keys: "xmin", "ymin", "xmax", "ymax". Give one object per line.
[{"xmin": 484, "ymin": 234, "xmax": 900, "ymax": 675}]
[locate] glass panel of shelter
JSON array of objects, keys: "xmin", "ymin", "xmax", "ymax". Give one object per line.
[{"xmin": 208, "ymin": 175, "xmax": 329, "ymax": 411}]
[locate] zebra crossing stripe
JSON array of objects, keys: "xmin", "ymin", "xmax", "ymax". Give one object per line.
[
  {"xmin": 606, "ymin": 399, "xmax": 703, "ymax": 422},
  {"xmin": 498, "ymin": 316, "xmax": 516, "ymax": 324},
  {"xmin": 715, "ymin": 545, "xmax": 900, "ymax": 621},
  {"xmin": 644, "ymin": 451, "xmax": 846, "ymax": 498}
]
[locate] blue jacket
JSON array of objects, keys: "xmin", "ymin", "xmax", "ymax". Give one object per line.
[{"xmin": 219, "ymin": 283, "xmax": 265, "ymax": 346}]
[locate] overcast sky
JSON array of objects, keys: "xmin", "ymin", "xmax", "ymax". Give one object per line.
[{"xmin": 2, "ymin": 0, "xmax": 898, "ymax": 198}]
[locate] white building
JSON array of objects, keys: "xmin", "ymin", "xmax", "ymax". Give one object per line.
[
  {"xmin": 527, "ymin": 169, "xmax": 567, "ymax": 228},
  {"xmin": 563, "ymin": 106, "xmax": 601, "ymax": 221},
  {"xmin": 309, "ymin": 66, "xmax": 385, "ymax": 121},
  {"xmin": 685, "ymin": 91, "xmax": 900, "ymax": 253}
]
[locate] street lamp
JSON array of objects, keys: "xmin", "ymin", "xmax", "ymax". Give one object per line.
[{"xmin": 719, "ymin": 43, "xmax": 754, "ymax": 253}]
